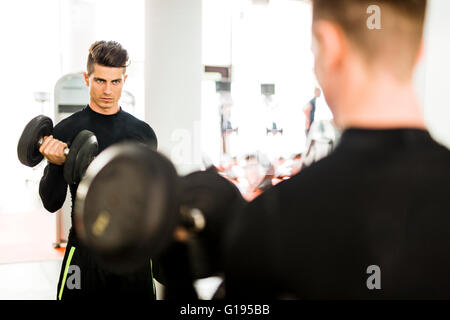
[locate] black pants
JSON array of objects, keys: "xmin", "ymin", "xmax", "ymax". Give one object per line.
[{"xmin": 56, "ymin": 233, "xmax": 156, "ymax": 301}]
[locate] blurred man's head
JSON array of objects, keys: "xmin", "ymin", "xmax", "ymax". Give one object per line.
[{"xmin": 311, "ymin": 0, "xmax": 427, "ymax": 126}]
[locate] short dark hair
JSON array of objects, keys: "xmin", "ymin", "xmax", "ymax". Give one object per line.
[
  {"xmin": 312, "ymin": 0, "xmax": 427, "ymax": 79},
  {"xmin": 87, "ymin": 40, "xmax": 129, "ymax": 75}
]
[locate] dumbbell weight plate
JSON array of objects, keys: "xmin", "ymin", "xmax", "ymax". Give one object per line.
[
  {"xmin": 63, "ymin": 130, "xmax": 98, "ymax": 185},
  {"xmin": 74, "ymin": 134, "xmax": 99, "ymax": 184},
  {"xmin": 74, "ymin": 142, "xmax": 180, "ymax": 274},
  {"xmin": 180, "ymin": 169, "xmax": 246, "ymax": 278},
  {"xmin": 17, "ymin": 115, "xmax": 53, "ymax": 167}
]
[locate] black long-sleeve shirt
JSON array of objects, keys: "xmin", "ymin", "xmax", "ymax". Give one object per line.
[
  {"xmin": 39, "ymin": 105, "xmax": 157, "ymax": 218},
  {"xmin": 225, "ymin": 128, "xmax": 450, "ymax": 299},
  {"xmin": 39, "ymin": 105, "xmax": 158, "ymax": 300}
]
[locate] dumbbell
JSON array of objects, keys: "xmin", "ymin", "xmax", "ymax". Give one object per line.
[
  {"xmin": 74, "ymin": 142, "xmax": 245, "ymax": 277},
  {"xmin": 17, "ymin": 115, "xmax": 99, "ymax": 185}
]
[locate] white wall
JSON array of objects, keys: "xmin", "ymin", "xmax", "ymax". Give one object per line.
[
  {"xmin": 228, "ymin": 0, "xmax": 315, "ymax": 158},
  {"xmin": 421, "ymin": 0, "xmax": 450, "ymax": 148},
  {"xmin": 145, "ymin": 0, "xmax": 203, "ymax": 175},
  {"xmin": 0, "ymin": 0, "xmax": 61, "ymax": 213}
]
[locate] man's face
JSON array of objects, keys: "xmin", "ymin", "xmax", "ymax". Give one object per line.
[{"xmin": 83, "ymin": 64, "xmax": 127, "ymax": 111}]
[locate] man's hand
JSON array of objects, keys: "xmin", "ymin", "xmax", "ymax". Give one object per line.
[{"xmin": 39, "ymin": 135, "xmax": 68, "ymax": 165}]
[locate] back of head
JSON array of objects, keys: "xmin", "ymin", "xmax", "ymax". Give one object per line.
[
  {"xmin": 312, "ymin": 0, "xmax": 427, "ymax": 81},
  {"xmin": 87, "ymin": 40, "xmax": 129, "ymax": 75}
]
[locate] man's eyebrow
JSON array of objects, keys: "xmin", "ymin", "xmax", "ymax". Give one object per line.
[{"xmin": 93, "ymin": 77, "xmax": 122, "ymax": 82}]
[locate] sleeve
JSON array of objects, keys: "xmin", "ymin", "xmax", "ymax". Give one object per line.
[
  {"xmin": 224, "ymin": 186, "xmax": 284, "ymax": 299},
  {"xmin": 140, "ymin": 122, "xmax": 158, "ymax": 151},
  {"xmin": 38, "ymin": 125, "xmax": 68, "ymax": 213}
]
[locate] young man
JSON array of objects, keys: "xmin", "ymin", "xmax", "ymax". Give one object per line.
[
  {"xmin": 39, "ymin": 41, "xmax": 158, "ymax": 300},
  {"xmin": 225, "ymin": 0, "xmax": 450, "ymax": 299}
]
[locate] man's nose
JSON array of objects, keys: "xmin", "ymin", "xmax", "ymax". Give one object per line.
[{"xmin": 104, "ymin": 82, "xmax": 112, "ymax": 95}]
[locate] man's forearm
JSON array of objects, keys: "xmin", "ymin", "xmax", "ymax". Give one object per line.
[{"xmin": 39, "ymin": 163, "xmax": 68, "ymax": 212}]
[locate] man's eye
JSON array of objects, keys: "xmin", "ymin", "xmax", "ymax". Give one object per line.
[
  {"xmin": 113, "ymin": 80, "xmax": 121, "ymax": 85},
  {"xmin": 96, "ymin": 79, "xmax": 104, "ymax": 83}
]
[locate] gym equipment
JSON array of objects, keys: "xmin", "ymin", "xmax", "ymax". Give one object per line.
[
  {"xmin": 261, "ymin": 84, "xmax": 283, "ymax": 134},
  {"xmin": 179, "ymin": 169, "xmax": 245, "ymax": 278},
  {"xmin": 74, "ymin": 142, "xmax": 245, "ymax": 276},
  {"xmin": 266, "ymin": 122, "xmax": 284, "ymax": 135},
  {"xmin": 63, "ymin": 130, "xmax": 98, "ymax": 185},
  {"xmin": 216, "ymin": 80, "xmax": 238, "ymax": 155},
  {"xmin": 17, "ymin": 115, "xmax": 98, "ymax": 185},
  {"xmin": 301, "ymin": 119, "xmax": 340, "ymax": 169}
]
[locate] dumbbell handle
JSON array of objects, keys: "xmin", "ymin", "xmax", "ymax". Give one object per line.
[
  {"xmin": 38, "ymin": 137, "xmax": 70, "ymax": 156},
  {"xmin": 180, "ymin": 206, "xmax": 206, "ymax": 232}
]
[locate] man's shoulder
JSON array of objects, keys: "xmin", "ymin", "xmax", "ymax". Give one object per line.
[
  {"xmin": 120, "ymin": 109, "xmax": 149, "ymax": 127},
  {"xmin": 293, "ymin": 150, "xmax": 344, "ymax": 182},
  {"xmin": 119, "ymin": 109, "xmax": 158, "ymax": 147},
  {"xmin": 251, "ymin": 153, "xmax": 340, "ymax": 205},
  {"xmin": 122, "ymin": 110, "xmax": 156, "ymax": 132},
  {"xmin": 419, "ymin": 137, "xmax": 450, "ymax": 176},
  {"xmin": 428, "ymin": 137, "xmax": 450, "ymax": 157}
]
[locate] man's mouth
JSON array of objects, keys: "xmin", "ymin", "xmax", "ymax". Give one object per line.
[{"xmin": 101, "ymin": 98, "xmax": 113, "ymax": 102}]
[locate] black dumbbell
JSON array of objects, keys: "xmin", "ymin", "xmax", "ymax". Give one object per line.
[
  {"xmin": 17, "ymin": 115, "xmax": 99, "ymax": 185},
  {"xmin": 74, "ymin": 142, "xmax": 245, "ymax": 276},
  {"xmin": 178, "ymin": 168, "xmax": 246, "ymax": 279}
]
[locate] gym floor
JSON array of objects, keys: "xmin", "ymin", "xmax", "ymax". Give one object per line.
[
  {"xmin": 0, "ymin": 212, "xmax": 63, "ymax": 299},
  {"xmin": 0, "ymin": 260, "xmax": 62, "ymax": 300},
  {"xmin": 0, "ymin": 181, "xmax": 65, "ymax": 299}
]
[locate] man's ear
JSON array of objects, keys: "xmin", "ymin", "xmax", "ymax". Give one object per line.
[
  {"xmin": 312, "ymin": 20, "xmax": 346, "ymax": 71},
  {"xmin": 83, "ymin": 72, "xmax": 90, "ymax": 87},
  {"xmin": 124, "ymin": 74, "xmax": 128, "ymax": 83}
]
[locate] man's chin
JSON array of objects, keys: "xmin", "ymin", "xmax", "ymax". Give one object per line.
[{"xmin": 97, "ymin": 101, "xmax": 115, "ymax": 109}]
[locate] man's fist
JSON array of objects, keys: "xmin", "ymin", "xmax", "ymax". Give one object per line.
[{"xmin": 39, "ymin": 135, "xmax": 68, "ymax": 165}]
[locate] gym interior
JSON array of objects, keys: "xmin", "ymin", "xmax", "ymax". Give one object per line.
[{"xmin": 0, "ymin": 0, "xmax": 449, "ymax": 302}]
